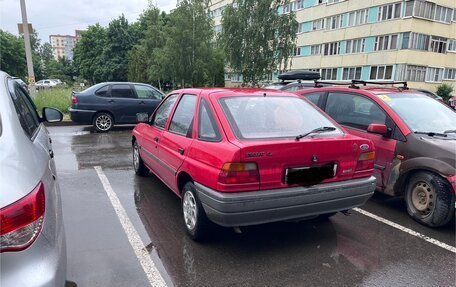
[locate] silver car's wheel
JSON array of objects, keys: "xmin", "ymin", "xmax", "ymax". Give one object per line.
[{"xmin": 93, "ymin": 113, "xmax": 113, "ymax": 132}]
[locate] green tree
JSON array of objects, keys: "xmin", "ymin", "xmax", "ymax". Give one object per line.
[
  {"xmin": 99, "ymin": 15, "xmax": 139, "ymax": 81},
  {"xmin": 73, "ymin": 24, "xmax": 107, "ymax": 84},
  {"xmin": 40, "ymin": 42, "xmax": 54, "ymax": 63},
  {"xmin": 436, "ymin": 83, "xmax": 454, "ymax": 103},
  {"xmin": 0, "ymin": 29, "xmax": 27, "ymax": 78},
  {"xmin": 220, "ymin": 0, "xmax": 298, "ymax": 85}
]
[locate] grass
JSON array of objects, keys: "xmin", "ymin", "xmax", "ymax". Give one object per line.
[{"xmin": 32, "ymin": 87, "xmax": 73, "ymax": 116}]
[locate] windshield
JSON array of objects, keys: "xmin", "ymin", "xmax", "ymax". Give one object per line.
[
  {"xmin": 219, "ymin": 96, "xmax": 342, "ymax": 139},
  {"xmin": 380, "ymin": 93, "xmax": 456, "ymax": 134}
]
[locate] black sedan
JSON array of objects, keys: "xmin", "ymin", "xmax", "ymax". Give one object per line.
[{"xmin": 69, "ymin": 82, "xmax": 163, "ymax": 132}]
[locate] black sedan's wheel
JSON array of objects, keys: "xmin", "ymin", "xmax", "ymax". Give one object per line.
[
  {"xmin": 93, "ymin": 113, "xmax": 113, "ymax": 132},
  {"xmin": 182, "ymin": 182, "xmax": 211, "ymax": 241},
  {"xmin": 133, "ymin": 141, "xmax": 148, "ymax": 176},
  {"xmin": 405, "ymin": 171, "xmax": 454, "ymax": 227}
]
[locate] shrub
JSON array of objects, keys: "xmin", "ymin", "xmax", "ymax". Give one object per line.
[{"xmin": 435, "ymin": 83, "xmax": 454, "ymax": 103}]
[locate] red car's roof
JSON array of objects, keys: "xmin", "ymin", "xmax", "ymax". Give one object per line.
[{"xmin": 171, "ymin": 87, "xmax": 299, "ymax": 98}]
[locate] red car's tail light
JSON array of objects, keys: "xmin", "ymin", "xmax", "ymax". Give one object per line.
[
  {"xmin": 356, "ymin": 151, "xmax": 375, "ymax": 171},
  {"xmin": 71, "ymin": 95, "xmax": 78, "ymax": 104},
  {"xmin": 0, "ymin": 182, "xmax": 45, "ymax": 253},
  {"xmin": 218, "ymin": 162, "xmax": 259, "ymax": 184}
]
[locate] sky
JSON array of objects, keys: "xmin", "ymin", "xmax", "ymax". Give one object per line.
[{"xmin": 0, "ymin": 0, "xmax": 177, "ymax": 43}]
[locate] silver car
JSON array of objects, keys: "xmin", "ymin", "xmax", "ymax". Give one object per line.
[{"xmin": 0, "ymin": 71, "xmax": 67, "ymax": 286}]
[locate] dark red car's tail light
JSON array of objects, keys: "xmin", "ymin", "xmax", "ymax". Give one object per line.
[
  {"xmin": 218, "ymin": 163, "xmax": 259, "ymax": 184},
  {"xmin": 0, "ymin": 182, "xmax": 45, "ymax": 253},
  {"xmin": 356, "ymin": 151, "xmax": 375, "ymax": 171}
]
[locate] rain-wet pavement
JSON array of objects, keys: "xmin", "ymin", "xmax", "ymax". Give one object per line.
[{"xmin": 48, "ymin": 125, "xmax": 456, "ymax": 287}]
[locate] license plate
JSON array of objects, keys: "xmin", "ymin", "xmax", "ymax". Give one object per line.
[{"xmin": 285, "ymin": 163, "xmax": 337, "ymax": 185}]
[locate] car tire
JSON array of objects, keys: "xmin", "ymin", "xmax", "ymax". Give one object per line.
[
  {"xmin": 405, "ymin": 171, "xmax": 454, "ymax": 227},
  {"xmin": 133, "ymin": 141, "xmax": 148, "ymax": 176},
  {"xmin": 93, "ymin": 113, "xmax": 113, "ymax": 132},
  {"xmin": 182, "ymin": 182, "xmax": 212, "ymax": 241}
]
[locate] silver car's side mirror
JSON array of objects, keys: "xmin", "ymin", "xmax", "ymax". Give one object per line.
[{"xmin": 42, "ymin": 107, "xmax": 63, "ymax": 123}]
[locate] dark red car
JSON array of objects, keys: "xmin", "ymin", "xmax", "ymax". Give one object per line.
[
  {"xmin": 297, "ymin": 81, "xmax": 456, "ymax": 227},
  {"xmin": 132, "ymin": 88, "xmax": 376, "ymax": 240}
]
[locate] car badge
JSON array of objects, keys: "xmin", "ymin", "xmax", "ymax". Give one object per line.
[
  {"xmin": 312, "ymin": 155, "xmax": 318, "ymax": 162},
  {"xmin": 360, "ymin": 144, "xmax": 370, "ymax": 151}
]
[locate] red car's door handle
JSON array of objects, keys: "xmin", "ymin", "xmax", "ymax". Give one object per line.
[
  {"xmin": 153, "ymin": 137, "xmax": 159, "ymax": 142},
  {"xmin": 178, "ymin": 148, "xmax": 184, "ymax": 155}
]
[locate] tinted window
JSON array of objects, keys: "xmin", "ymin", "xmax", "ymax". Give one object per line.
[
  {"xmin": 198, "ymin": 99, "xmax": 221, "ymax": 141},
  {"xmin": 111, "ymin": 84, "xmax": 135, "ymax": 98},
  {"xmin": 305, "ymin": 92, "xmax": 323, "ymax": 105},
  {"xmin": 95, "ymin": 85, "xmax": 109, "ymax": 97},
  {"xmin": 169, "ymin": 94, "xmax": 197, "ymax": 137},
  {"xmin": 219, "ymin": 96, "xmax": 341, "ymax": 140},
  {"xmin": 9, "ymin": 81, "xmax": 40, "ymax": 138},
  {"xmin": 326, "ymin": 92, "xmax": 386, "ymax": 131},
  {"xmin": 153, "ymin": 94, "xmax": 178, "ymax": 129},
  {"xmin": 134, "ymin": 85, "xmax": 162, "ymax": 99}
]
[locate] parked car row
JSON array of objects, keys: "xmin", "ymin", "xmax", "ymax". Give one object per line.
[{"xmin": 35, "ymin": 79, "xmax": 63, "ymax": 89}]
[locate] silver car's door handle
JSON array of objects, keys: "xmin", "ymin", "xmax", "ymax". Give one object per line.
[{"xmin": 49, "ymin": 150, "xmax": 54, "ymax": 158}]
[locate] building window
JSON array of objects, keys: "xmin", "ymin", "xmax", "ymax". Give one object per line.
[
  {"xmin": 378, "ymin": 3, "xmax": 402, "ymax": 21},
  {"xmin": 374, "ymin": 34, "xmax": 398, "ymax": 51},
  {"xmin": 326, "ymin": 15, "xmax": 342, "ymax": 30},
  {"xmin": 443, "ymin": 68, "xmax": 456, "ymax": 80},
  {"xmin": 323, "ymin": 42, "xmax": 340, "ymax": 55},
  {"xmin": 425, "ymin": 67, "xmax": 443, "ymax": 82},
  {"xmin": 404, "ymin": 65, "xmax": 427, "ymax": 82},
  {"xmin": 214, "ymin": 25, "xmax": 222, "ymax": 34},
  {"xmin": 448, "ymin": 39, "xmax": 456, "ymax": 52},
  {"xmin": 370, "ymin": 66, "xmax": 393, "ymax": 80},
  {"xmin": 347, "ymin": 9, "xmax": 368, "ymax": 27},
  {"xmin": 407, "ymin": 33, "xmax": 430, "ymax": 50},
  {"xmin": 430, "ymin": 36, "xmax": 447, "ymax": 53},
  {"xmin": 312, "ymin": 18, "xmax": 325, "ymax": 31},
  {"xmin": 345, "ymin": 38, "xmax": 365, "ymax": 54},
  {"xmin": 293, "ymin": 47, "xmax": 302, "ymax": 56},
  {"xmin": 310, "ymin": 44, "xmax": 322, "ymax": 55},
  {"xmin": 342, "ymin": 67, "xmax": 362, "ymax": 80},
  {"xmin": 321, "ymin": 68, "xmax": 337, "ymax": 80},
  {"xmin": 405, "ymin": 1, "xmax": 453, "ymax": 23}
]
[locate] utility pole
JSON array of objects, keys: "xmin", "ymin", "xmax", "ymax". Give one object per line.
[{"xmin": 20, "ymin": 0, "xmax": 36, "ymax": 98}]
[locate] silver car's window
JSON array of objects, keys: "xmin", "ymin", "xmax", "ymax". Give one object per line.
[
  {"xmin": 9, "ymin": 81, "xmax": 40, "ymax": 138},
  {"xmin": 219, "ymin": 96, "xmax": 341, "ymax": 140}
]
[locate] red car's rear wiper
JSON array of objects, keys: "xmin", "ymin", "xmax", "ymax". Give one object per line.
[{"xmin": 296, "ymin": 127, "xmax": 336, "ymax": 141}]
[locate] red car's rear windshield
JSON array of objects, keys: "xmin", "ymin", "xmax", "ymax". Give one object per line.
[{"xmin": 218, "ymin": 96, "xmax": 342, "ymax": 140}]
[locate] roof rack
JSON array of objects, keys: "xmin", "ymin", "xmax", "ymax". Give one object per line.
[
  {"xmin": 351, "ymin": 80, "xmax": 408, "ymax": 89},
  {"xmin": 314, "ymin": 80, "xmax": 358, "ymax": 88}
]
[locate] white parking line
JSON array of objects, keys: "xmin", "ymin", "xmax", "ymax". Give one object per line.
[
  {"xmin": 353, "ymin": 208, "xmax": 456, "ymax": 254},
  {"xmin": 94, "ymin": 166, "xmax": 167, "ymax": 287}
]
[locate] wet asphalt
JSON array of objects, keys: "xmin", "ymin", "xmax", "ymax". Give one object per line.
[{"xmin": 48, "ymin": 125, "xmax": 456, "ymax": 287}]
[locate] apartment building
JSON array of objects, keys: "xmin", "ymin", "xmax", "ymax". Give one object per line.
[
  {"xmin": 210, "ymin": 0, "xmax": 456, "ymax": 90},
  {"xmin": 49, "ymin": 30, "xmax": 83, "ymax": 61}
]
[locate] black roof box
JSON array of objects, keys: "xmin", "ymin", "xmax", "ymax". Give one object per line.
[{"xmin": 278, "ymin": 70, "xmax": 321, "ymax": 81}]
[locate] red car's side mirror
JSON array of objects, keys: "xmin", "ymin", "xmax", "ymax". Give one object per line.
[{"xmin": 367, "ymin": 123, "xmax": 388, "ymax": 135}]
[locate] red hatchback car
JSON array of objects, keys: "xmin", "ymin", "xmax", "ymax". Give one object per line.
[
  {"xmin": 297, "ymin": 81, "xmax": 456, "ymax": 227},
  {"xmin": 132, "ymin": 88, "xmax": 376, "ymax": 240}
]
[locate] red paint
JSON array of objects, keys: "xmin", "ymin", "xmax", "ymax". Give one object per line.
[{"xmin": 133, "ymin": 88, "xmax": 375, "ymax": 196}]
